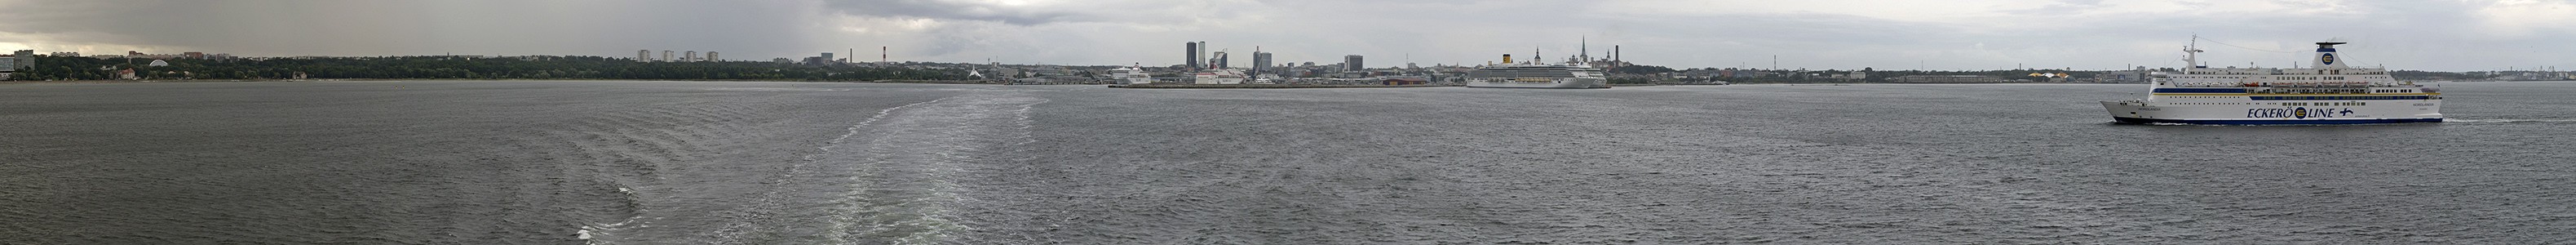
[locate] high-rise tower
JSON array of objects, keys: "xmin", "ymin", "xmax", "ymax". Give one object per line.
[
  {"xmin": 1185, "ymin": 42, "xmax": 1203, "ymax": 69},
  {"xmin": 1252, "ymin": 51, "xmax": 1273, "ymax": 74},
  {"xmin": 1211, "ymin": 51, "xmax": 1228, "ymax": 69},
  {"xmin": 1343, "ymin": 55, "xmax": 1365, "ymax": 71}
]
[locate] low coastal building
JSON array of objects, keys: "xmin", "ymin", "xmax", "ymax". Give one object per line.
[
  {"xmin": 13, "ymin": 50, "xmax": 33, "ymax": 69},
  {"xmin": 1381, "ymin": 77, "xmax": 1427, "ymax": 85},
  {"xmin": 0, "ymin": 53, "xmax": 16, "ymax": 80},
  {"xmin": 2096, "ymin": 70, "xmax": 2150, "ymax": 83},
  {"xmin": 1892, "ymin": 75, "xmax": 2008, "ymax": 83}
]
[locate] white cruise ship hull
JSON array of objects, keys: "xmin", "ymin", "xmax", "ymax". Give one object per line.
[
  {"xmin": 1466, "ymin": 78, "xmax": 1609, "ymax": 88},
  {"xmin": 2102, "ymin": 98, "xmax": 2441, "ymax": 125}
]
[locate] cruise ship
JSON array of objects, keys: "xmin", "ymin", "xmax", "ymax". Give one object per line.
[
  {"xmin": 1192, "ymin": 69, "xmax": 1246, "ymax": 84},
  {"xmin": 2100, "ymin": 39, "xmax": 2442, "ymax": 124},
  {"xmin": 1109, "ymin": 65, "xmax": 1153, "ymax": 85},
  {"xmin": 1465, "ymin": 54, "xmax": 1609, "ymax": 88}
]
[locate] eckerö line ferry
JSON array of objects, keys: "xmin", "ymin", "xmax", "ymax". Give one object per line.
[{"xmin": 2100, "ymin": 39, "xmax": 2442, "ymax": 125}]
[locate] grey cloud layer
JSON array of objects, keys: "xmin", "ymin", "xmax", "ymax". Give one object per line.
[
  {"xmin": 824, "ymin": 0, "xmax": 1084, "ymax": 25},
  {"xmin": 0, "ymin": 0, "xmax": 821, "ymax": 59},
  {"xmin": 2, "ymin": 0, "xmax": 2567, "ymax": 71}
]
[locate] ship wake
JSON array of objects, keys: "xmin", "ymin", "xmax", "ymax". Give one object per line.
[{"xmin": 809, "ymin": 91, "xmax": 1047, "ymax": 243}]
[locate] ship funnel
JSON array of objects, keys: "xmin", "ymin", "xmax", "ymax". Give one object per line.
[
  {"xmin": 2314, "ymin": 42, "xmax": 2348, "ymax": 69},
  {"xmin": 1503, "ymin": 54, "xmax": 1513, "ymax": 64}
]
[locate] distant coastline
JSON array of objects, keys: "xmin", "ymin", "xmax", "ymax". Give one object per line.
[
  {"xmin": 0, "ymin": 78, "xmax": 1002, "ymax": 85},
  {"xmin": 1109, "ymin": 83, "xmax": 1452, "ymax": 89}
]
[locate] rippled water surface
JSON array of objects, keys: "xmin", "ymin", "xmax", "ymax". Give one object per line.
[{"xmin": 5, "ymin": 81, "xmax": 2573, "ymax": 243}]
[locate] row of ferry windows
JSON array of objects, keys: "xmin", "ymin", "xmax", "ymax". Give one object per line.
[
  {"xmin": 2164, "ymin": 96, "xmax": 2430, "ymax": 100},
  {"xmin": 2249, "ymin": 96, "xmax": 2436, "ymax": 100},
  {"xmin": 2162, "ymin": 102, "xmax": 2371, "ymax": 105},
  {"xmin": 2167, "ymin": 91, "xmax": 2414, "ymax": 95}
]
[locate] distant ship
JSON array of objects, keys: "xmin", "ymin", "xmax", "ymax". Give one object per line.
[
  {"xmin": 1464, "ymin": 54, "xmax": 1609, "ymax": 88},
  {"xmin": 2100, "ymin": 38, "xmax": 2443, "ymax": 124},
  {"xmin": 1109, "ymin": 65, "xmax": 1153, "ymax": 85},
  {"xmin": 1193, "ymin": 69, "xmax": 1246, "ymax": 84}
]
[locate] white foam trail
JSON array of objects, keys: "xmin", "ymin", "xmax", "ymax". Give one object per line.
[
  {"xmin": 1011, "ymin": 98, "xmax": 1051, "ymax": 146},
  {"xmin": 816, "ymin": 91, "xmax": 1043, "ymax": 244},
  {"xmin": 806, "ymin": 96, "xmax": 958, "ymax": 162},
  {"xmin": 666, "ymin": 95, "xmax": 961, "ymax": 244}
]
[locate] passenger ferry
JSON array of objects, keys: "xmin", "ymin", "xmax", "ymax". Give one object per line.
[
  {"xmin": 2101, "ymin": 39, "xmax": 2442, "ymax": 124},
  {"xmin": 1465, "ymin": 54, "xmax": 1609, "ymax": 88}
]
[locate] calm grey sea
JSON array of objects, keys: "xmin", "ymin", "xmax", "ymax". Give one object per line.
[{"xmin": 4, "ymin": 81, "xmax": 2573, "ymax": 244}]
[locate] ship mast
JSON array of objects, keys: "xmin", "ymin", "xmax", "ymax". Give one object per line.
[{"xmin": 2183, "ymin": 35, "xmax": 2205, "ymax": 71}]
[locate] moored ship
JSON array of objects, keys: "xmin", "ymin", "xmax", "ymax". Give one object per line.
[
  {"xmin": 2100, "ymin": 38, "xmax": 2443, "ymax": 125},
  {"xmin": 1192, "ymin": 69, "xmax": 1246, "ymax": 84},
  {"xmin": 1109, "ymin": 65, "xmax": 1153, "ymax": 85},
  {"xmin": 1465, "ymin": 54, "xmax": 1609, "ymax": 88}
]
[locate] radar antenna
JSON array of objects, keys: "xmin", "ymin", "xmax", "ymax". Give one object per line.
[{"xmin": 2183, "ymin": 35, "xmax": 2206, "ymax": 69}]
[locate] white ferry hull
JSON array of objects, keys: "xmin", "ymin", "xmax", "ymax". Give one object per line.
[
  {"xmin": 2102, "ymin": 100, "xmax": 2441, "ymax": 125},
  {"xmin": 1465, "ymin": 78, "xmax": 1609, "ymax": 88},
  {"xmin": 2101, "ymin": 39, "xmax": 2445, "ymax": 125}
]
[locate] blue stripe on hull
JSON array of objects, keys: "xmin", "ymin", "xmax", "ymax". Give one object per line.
[{"xmin": 2112, "ymin": 117, "xmax": 2442, "ymax": 125}]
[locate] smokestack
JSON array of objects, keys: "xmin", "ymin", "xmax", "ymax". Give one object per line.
[
  {"xmin": 1613, "ymin": 46, "xmax": 1620, "ymax": 62},
  {"xmin": 882, "ymin": 47, "xmax": 887, "ymax": 62},
  {"xmin": 1503, "ymin": 54, "xmax": 1513, "ymax": 64}
]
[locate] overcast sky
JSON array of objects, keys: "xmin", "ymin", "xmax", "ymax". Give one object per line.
[{"xmin": 2, "ymin": 0, "xmax": 2569, "ymax": 71}]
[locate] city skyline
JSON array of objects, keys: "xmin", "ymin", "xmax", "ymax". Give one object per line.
[{"xmin": 2, "ymin": 0, "xmax": 2572, "ymax": 71}]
